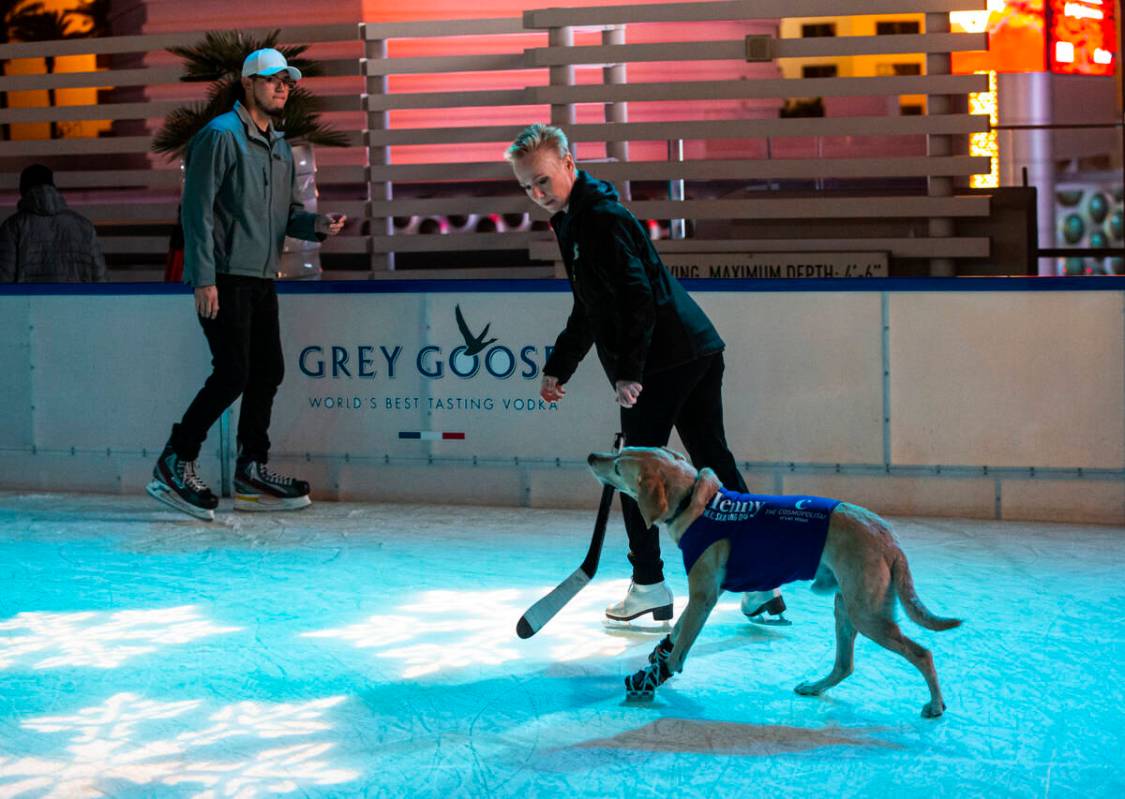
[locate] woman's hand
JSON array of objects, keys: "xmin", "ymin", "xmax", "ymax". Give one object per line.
[
  {"xmin": 615, "ymin": 380, "xmax": 643, "ymax": 408},
  {"xmin": 541, "ymin": 374, "xmax": 567, "ymax": 402}
]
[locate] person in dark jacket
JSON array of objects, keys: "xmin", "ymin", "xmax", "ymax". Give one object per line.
[
  {"xmin": 0, "ymin": 164, "xmax": 107, "ymax": 283},
  {"xmin": 506, "ymin": 124, "xmax": 788, "ymax": 625}
]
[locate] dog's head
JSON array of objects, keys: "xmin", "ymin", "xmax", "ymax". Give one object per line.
[{"xmin": 587, "ymin": 446, "xmax": 719, "ymax": 535}]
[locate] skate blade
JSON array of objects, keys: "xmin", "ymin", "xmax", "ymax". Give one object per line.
[
  {"xmin": 625, "ymin": 689, "xmax": 655, "ymax": 702},
  {"xmin": 234, "ymin": 493, "xmax": 311, "ymax": 512},
  {"xmin": 748, "ymin": 614, "xmax": 792, "ymax": 627},
  {"xmin": 603, "ymin": 618, "xmax": 672, "ymax": 635},
  {"xmin": 146, "ymin": 481, "xmax": 215, "ymax": 522}
]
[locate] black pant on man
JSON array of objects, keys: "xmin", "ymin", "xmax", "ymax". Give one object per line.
[
  {"xmin": 618, "ymin": 352, "xmax": 747, "ymax": 585},
  {"xmin": 168, "ymin": 274, "xmax": 283, "ymax": 463}
]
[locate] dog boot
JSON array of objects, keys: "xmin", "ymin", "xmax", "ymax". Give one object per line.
[
  {"xmin": 606, "ymin": 580, "xmax": 674, "ymax": 622},
  {"xmin": 741, "ymin": 589, "xmax": 792, "ymax": 626},
  {"xmin": 625, "ymin": 655, "xmax": 672, "ymax": 701}
]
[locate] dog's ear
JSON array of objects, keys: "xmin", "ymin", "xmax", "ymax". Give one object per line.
[{"xmin": 635, "ymin": 467, "xmax": 669, "ymax": 528}]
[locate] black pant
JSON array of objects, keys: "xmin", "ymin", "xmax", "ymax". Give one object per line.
[
  {"xmin": 169, "ymin": 274, "xmax": 284, "ymax": 464},
  {"xmin": 619, "ymin": 352, "xmax": 747, "ymax": 585}
]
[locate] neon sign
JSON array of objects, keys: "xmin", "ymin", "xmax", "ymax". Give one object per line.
[{"xmin": 1048, "ymin": 0, "xmax": 1117, "ymax": 75}]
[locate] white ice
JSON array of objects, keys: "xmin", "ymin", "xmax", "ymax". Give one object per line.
[{"xmin": 0, "ymin": 492, "xmax": 1122, "ymax": 798}]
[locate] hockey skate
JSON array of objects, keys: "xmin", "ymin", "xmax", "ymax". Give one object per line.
[
  {"xmin": 741, "ymin": 589, "xmax": 791, "ymax": 626},
  {"xmin": 605, "ymin": 580, "xmax": 674, "ymax": 629},
  {"xmin": 234, "ymin": 460, "xmax": 311, "ymax": 512},
  {"xmin": 146, "ymin": 444, "xmax": 219, "ymax": 522}
]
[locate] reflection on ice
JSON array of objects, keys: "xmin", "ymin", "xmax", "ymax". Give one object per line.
[
  {"xmin": 0, "ymin": 693, "xmax": 356, "ymax": 798},
  {"xmin": 303, "ymin": 580, "xmax": 666, "ymax": 677},
  {"xmin": 0, "ymin": 605, "xmax": 241, "ymax": 670}
]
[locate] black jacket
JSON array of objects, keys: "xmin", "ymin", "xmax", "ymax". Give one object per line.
[
  {"xmin": 543, "ymin": 170, "xmax": 723, "ymax": 386},
  {"xmin": 0, "ymin": 185, "xmax": 107, "ymax": 283}
]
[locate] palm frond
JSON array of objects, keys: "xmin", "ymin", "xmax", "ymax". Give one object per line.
[
  {"xmin": 150, "ymin": 102, "xmax": 212, "ymax": 157},
  {"xmin": 155, "ymin": 28, "xmax": 343, "ymax": 159}
]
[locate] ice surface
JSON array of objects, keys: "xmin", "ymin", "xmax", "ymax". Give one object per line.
[{"xmin": 0, "ymin": 492, "xmax": 1122, "ymax": 798}]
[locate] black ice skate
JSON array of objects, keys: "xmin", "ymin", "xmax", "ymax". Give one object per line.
[
  {"xmin": 234, "ymin": 460, "xmax": 311, "ymax": 512},
  {"xmin": 146, "ymin": 444, "xmax": 219, "ymax": 521}
]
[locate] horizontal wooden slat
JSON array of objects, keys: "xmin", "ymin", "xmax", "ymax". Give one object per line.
[
  {"xmin": 0, "ymin": 92, "xmax": 360, "ymax": 125},
  {"xmin": 0, "ymin": 24, "xmax": 360, "ymax": 59},
  {"xmin": 367, "ymin": 87, "xmax": 535, "ymax": 111},
  {"xmin": 317, "ymin": 236, "xmax": 370, "ymax": 254},
  {"xmin": 363, "ymin": 195, "xmax": 989, "ymax": 219},
  {"xmin": 0, "ymin": 135, "xmax": 155, "ymax": 157},
  {"xmin": 99, "ymin": 236, "xmax": 173, "ymax": 255},
  {"xmin": 655, "ymin": 237, "xmax": 991, "ymax": 258},
  {"xmin": 0, "ymin": 169, "xmax": 182, "ymax": 190},
  {"xmin": 524, "ymin": 0, "xmax": 986, "ymax": 29},
  {"xmin": 775, "ymin": 32, "xmax": 987, "ymax": 59},
  {"xmin": 364, "ymin": 52, "xmax": 529, "ymax": 76},
  {"xmin": 96, "ymin": 232, "xmax": 990, "ymax": 261},
  {"xmin": 362, "ymin": 17, "xmax": 528, "ymax": 40},
  {"xmin": 0, "ymin": 202, "xmax": 177, "ymax": 224},
  {"xmin": 527, "ymin": 74, "xmax": 988, "ymax": 105},
  {"xmin": 527, "ymin": 33, "xmax": 986, "ymax": 67},
  {"xmin": 0, "ymin": 130, "xmax": 365, "ymax": 157},
  {"xmin": 368, "ymin": 231, "xmax": 539, "ymax": 253},
  {"xmin": 316, "ymin": 165, "xmax": 369, "ymax": 183},
  {"xmin": 364, "ymin": 73, "xmax": 987, "ymax": 114},
  {"xmin": 365, "ymin": 114, "xmax": 988, "ymax": 147},
  {"xmin": 528, "ymin": 236, "xmax": 990, "ymax": 260},
  {"xmin": 0, "ymin": 99, "xmax": 182, "ymax": 124},
  {"xmin": 0, "ymin": 66, "xmax": 181, "ymax": 92},
  {"xmin": 368, "ymin": 156, "xmax": 990, "ymax": 183},
  {"xmin": 0, "ymin": 57, "xmax": 358, "ymax": 93}
]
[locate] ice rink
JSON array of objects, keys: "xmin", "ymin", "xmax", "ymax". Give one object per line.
[{"xmin": 0, "ymin": 491, "xmax": 1122, "ymax": 798}]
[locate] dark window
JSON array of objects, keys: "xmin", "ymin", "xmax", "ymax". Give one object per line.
[
  {"xmin": 801, "ymin": 23, "xmax": 836, "ymax": 38},
  {"xmin": 900, "ymin": 103, "xmax": 924, "ymax": 116},
  {"xmin": 802, "ymin": 64, "xmax": 838, "ymax": 79},
  {"xmin": 892, "ymin": 63, "xmax": 923, "ymax": 76},
  {"xmin": 876, "ymin": 20, "xmax": 921, "ymax": 35}
]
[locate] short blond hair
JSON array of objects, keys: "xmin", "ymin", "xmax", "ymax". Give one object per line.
[{"xmin": 504, "ymin": 123, "xmax": 570, "ymax": 162}]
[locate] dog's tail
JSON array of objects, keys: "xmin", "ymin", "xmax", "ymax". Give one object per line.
[{"xmin": 891, "ymin": 553, "xmax": 962, "ymax": 631}]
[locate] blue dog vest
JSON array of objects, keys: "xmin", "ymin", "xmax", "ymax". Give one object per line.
[{"xmin": 678, "ymin": 487, "xmax": 841, "ymax": 592}]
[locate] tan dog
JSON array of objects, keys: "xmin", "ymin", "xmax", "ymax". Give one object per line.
[{"xmin": 587, "ymin": 446, "xmax": 961, "ymax": 718}]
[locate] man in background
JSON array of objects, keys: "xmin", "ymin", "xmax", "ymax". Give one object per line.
[{"xmin": 0, "ymin": 164, "xmax": 107, "ymax": 283}]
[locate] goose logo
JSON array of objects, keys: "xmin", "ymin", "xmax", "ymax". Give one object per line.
[
  {"xmin": 454, "ymin": 304, "xmax": 497, "ymax": 356},
  {"xmin": 794, "ymin": 499, "xmax": 812, "ymax": 510}
]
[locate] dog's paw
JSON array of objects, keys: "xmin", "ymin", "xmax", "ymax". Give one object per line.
[
  {"xmin": 921, "ymin": 700, "xmax": 946, "ymax": 719},
  {"xmin": 625, "ymin": 661, "xmax": 669, "ymax": 701},
  {"xmin": 793, "ymin": 681, "xmax": 824, "ymax": 696}
]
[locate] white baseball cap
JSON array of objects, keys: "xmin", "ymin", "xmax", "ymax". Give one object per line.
[{"xmin": 241, "ymin": 48, "xmax": 302, "ymax": 82}]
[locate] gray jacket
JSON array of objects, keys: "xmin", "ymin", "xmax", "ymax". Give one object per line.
[
  {"xmin": 181, "ymin": 101, "xmax": 327, "ymax": 287},
  {"xmin": 0, "ymin": 185, "xmax": 107, "ymax": 283}
]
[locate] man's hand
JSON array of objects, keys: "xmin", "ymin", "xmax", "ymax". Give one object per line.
[
  {"xmin": 615, "ymin": 380, "xmax": 643, "ymax": 408},
  {"xmin": 326, "ymin": 213, "xmax": 348, "ymax": 236},
  {"xmin": 195, "ymin": 285, "xmax": 219, "ymax": 320},
  {"xmin": 540, "ymin": 374, "xmax": 567, "ymax": 402}
]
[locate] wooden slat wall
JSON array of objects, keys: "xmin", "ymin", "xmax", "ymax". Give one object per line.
[{"xmin": 0, "ymin": 0, "xmax": 992, "ymax": 274}]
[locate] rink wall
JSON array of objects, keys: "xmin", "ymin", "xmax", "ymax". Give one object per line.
[{"xmin": 1, "ymin": 278, "xmax": 1123, "ymax": 525}]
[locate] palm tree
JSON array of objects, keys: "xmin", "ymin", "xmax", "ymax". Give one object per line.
[
  {"xmin": 7, "ymin": 6, "xmax": 73, "ymax": 139},
  {"xmin": 153, "ymin": 29, "xmax": 347, "ymax": 158}
]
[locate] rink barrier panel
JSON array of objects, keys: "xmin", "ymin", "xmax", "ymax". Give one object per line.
[{"xmin": 0, "ymin": 277, "xmax": 1122, "ymax": 525}]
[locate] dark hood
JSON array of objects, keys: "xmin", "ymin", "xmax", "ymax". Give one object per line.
[
  {"xmin": 567, "ymin": 169, "xmax": 619, "ymax": 213},
  {"xmin": 17, "ymin": 184, "xmax": 66, "ymax": 216},
  {"xmin": 551, "ymin": 169, "xmax": 620, "ymax": 227}
]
